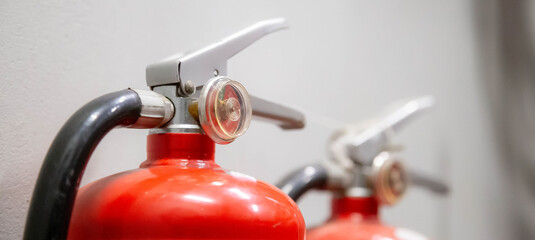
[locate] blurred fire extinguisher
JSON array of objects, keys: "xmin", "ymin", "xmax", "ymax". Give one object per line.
[
  {"xmin": 277, "ymin": 96, "xmax": 449, "ymax": 240},
  {"xmin": 24, "ymin": 19, "xmax": 306, "ymax": 240}
]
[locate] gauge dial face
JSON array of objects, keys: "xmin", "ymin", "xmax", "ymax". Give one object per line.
[
  {"xmin": 199, "ymin": 77, "xmax": 252, "ymax": 144},
  {"xmin": 214, "ymin": 83, "xmax": 243, "ymax": 135},
  {"xmin": 385, "ymin": 161, "xmax": 407, "ymax": 197},
  {"xmin": 371, "ymin": 152, "xmax": 407, "ymax": 205}
]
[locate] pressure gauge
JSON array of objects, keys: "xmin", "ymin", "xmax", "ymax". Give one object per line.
[
  {"xmin": 198, "ymin": 76, "xmax": 252, "ymax": 144},
  {"xmin": 370, "ymin": 152, "xmax": 407, "ymax": 205}
]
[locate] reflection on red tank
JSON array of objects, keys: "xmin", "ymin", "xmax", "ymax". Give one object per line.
[
  {"xmin": 68, "ymin": 133, "xmax": 305, "ymax": 240},
  {"xmin": 307, "ymin": 197, "xmax": 429, "ymax": 240}
]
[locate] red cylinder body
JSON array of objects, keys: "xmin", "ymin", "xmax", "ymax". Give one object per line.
[
  {"xmin": 68, "ymin": 133, "xmax": 305, "ymax": 239},
  {"xmin": 307, "ymin": 197, "xmax": 429, "ymax": 240}
]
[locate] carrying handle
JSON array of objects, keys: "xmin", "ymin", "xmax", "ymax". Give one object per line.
[
  {"xmin": 251, "ymin": 95, "xmax": 305, "ymax": 129},
  {"xmin": 408, "ymin": 169, "xmax": 449, "ymax": 195}
]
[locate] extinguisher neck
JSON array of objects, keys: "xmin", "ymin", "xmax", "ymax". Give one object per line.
[
  {"xmin": 142, "ymin": 133, "xmax": 217, "ymax": 167},
  {"xmin": 331, "ymin": 196, "xmax": 380, "ymax": 220}
]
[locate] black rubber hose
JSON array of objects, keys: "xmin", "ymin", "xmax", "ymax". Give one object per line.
[
  {"xmin": 24, "ymin": 89, "xmax": 142, "ymax": 240},
  {"xmin": 276, "ymin": 164, "xmax": 329, "ymax": 202}
]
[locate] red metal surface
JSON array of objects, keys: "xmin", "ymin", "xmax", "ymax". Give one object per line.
[
  {"xmin": 307, "ymin": 197, "xmax": 428, "ymax": 240},
  {"xmin": 68, "ymin": 133, "xmax": 305, "ymax": 239}
]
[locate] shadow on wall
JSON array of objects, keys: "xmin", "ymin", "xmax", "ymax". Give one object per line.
[{"xmin": 474, "ymin": 0, "xmax": 535, "ymax": 238}]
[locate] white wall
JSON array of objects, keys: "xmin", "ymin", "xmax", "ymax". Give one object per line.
[{"xmin": 0, "ymin": 1, "xmax": 513, "ymax": 239}]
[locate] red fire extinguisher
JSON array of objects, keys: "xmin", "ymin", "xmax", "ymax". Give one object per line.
[
  {"xmin": 24, "ymin": 18, "xmax": 306, "ymax": 240},
  {"xmin": 277, "ymin": 96, "xmax": 449, "ymax": 240}
]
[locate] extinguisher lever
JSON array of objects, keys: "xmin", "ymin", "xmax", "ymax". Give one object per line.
[
  {"xmin": 146, "ymin": 18, "xmax": 288, "ymax": 94},
  {"xmin": 344, "ymin": 96, "xmax": 435, "ymax": 165},
  {"xmin": 146, "ymin": 18, "xmax": 304, "ymax": 144},
  {"xmin": 408, "ymin": 169, "xmax": 449, "ymax": 195},
  {"xmin": 204, "ymin": 18, "xmax": 288, "ymax": 66},
  {"xmin": 251, "ymin": 95, "xmax": 305, "ymax": 129},
  {"xmin": 376, "ymin": 95, "xmax": 435, "ymax": 135}
]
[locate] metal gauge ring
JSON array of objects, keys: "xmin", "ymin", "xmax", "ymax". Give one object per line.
[
  {"xmin": 198, "ymin": 76, "xmax": 252, "ymax": 144},
  {"xmin": 370, "ymin": 152, "xmax": 408, "ymax": 205}
]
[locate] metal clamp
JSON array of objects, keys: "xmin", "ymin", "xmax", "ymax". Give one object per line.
[{"xmin": 129, "ymin": 89, "xmax": 174, "ymax": 128}]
